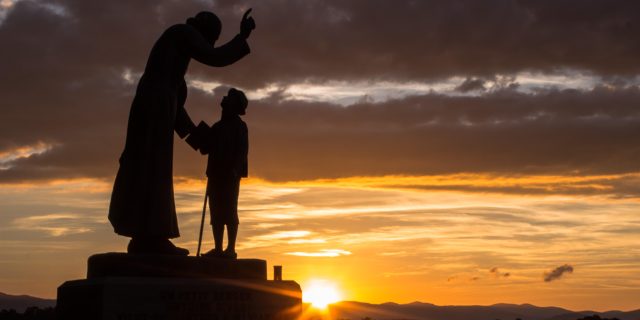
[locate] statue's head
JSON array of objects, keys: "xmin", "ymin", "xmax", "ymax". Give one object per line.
[
  {"xmin": 221, "ymin": 88, "xmax": 248, "ymax": 115},
  {"xmin": 186, "ymin": 11, "xmax": 222, "ymax": 44}
]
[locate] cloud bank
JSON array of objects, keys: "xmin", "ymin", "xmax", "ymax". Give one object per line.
[{"xmin": 0, "ymin": 0, "xmax": 639, "ymax": 192}]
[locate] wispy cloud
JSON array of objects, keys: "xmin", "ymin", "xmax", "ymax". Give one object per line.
[
  {"xmin": 272, "ymin": 173, "xmax": 639, "ymax": 197},
  {"xmin": 0, "ymin": 0, "xmax": 18, "ymax": 24},
  {"xmin": 240, "ymin": 230, "xmax": 314, "ymax": 249},
  {"xmin": 254, "ymin": 230, "xmax": 312, "ymax": 240},
  {"xmin": 190, "ymin": 71, "xmax": 607, "ymax": 106},
  {"xmin": 489, "ymin": 267, "xmax": 511, "ymax": 278},
  {"xmin": 12, "ymin": 213, "xmax": 93, "ymax": 236},
  {"xmin": 286, "ymin": 249, "xmax": 352, "ymax": 257},
  {"xmin": 0, "ymin": 142, "xmax": 55, "ymax": 170},
  {"xmin": 544, "ymin": 264, "xmax": 574, "ymax": 282},
  {"xmin": 0, "ymin": 0, "xmax": 17, "ymax": 9}
]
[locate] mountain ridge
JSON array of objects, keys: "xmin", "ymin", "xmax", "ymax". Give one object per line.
[
  {"xmin": 0, "ymin": 292, "xmax": 56, "ymax": 313},
  {"xmin": 328, "ymin": 301, "xmax": 640, "ymax": 320},
  {"xmin": 2, "ymin": 291, "xmax": 639, "ymax": 320}
]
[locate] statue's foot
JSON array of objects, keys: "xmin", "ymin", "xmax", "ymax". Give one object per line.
[
  {"xmin": 201, "ymin": 248, "xmax": 223, "ymax": 258},
  {"xmin": 127, "ymin": 238, "xmax": 189, "ymax": 256},
  {"xmin": 163, "ymin": 239, "xmax": 189, "ymax": 256},
  {"xmin": 222, "ymin": 249, "xmax": 237, "ymax": 259}
]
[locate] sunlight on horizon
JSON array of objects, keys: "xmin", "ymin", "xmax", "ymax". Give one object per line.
[{"xmin": 302, "ymin": 279, "xmax": 342, "ymax": 309}]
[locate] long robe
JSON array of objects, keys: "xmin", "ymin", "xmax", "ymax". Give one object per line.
[{"xmin": 108, "ymin": 24, "xmax": 250, "ymax": 238}]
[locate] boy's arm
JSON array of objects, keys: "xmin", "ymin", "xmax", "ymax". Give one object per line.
[{"xmin": 185, "ymin": 121, "xmax": 211, "ymax": 152}]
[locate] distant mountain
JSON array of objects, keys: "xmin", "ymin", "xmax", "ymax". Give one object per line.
[
  {"xmin": 2, "ymin": 292, "xmax": 638, "ymax": 320},
  {"xmin": 328, "ymin": 301, "xmax": 640, "ymax": 320},
  {"xmin": 548, "ymin": 310, "xmax": 640, "ymax": 320},
  {"xmin": 0, "ymin": 292, "xmax": 55, "ymax": 313}
]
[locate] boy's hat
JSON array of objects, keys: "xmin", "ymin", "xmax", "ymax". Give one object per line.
[{"xmin": 224, "ymin": 88, "xmax": 248, "ymax": 110}]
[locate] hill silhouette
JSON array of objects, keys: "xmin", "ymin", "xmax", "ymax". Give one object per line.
[
  {"xmin": 2, "ymin": 292, "xmax": 639, "ymax": 320},
  {"xmin": 328, "ymin": 301, "xmax": 640, "ymax": 320},
  {"xmin": 0, "ymin": 293, "xmax": 55, "ymax": 313}
]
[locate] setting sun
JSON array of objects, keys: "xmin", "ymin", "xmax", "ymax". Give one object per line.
[{"xmin": 303, "ymin": 279, "xmax": 342, "ymax": 309}]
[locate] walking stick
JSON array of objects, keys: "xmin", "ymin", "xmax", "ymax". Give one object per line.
[{"xmin": 196, "ymin": 187, "xmax": 208, "ymax": 257}]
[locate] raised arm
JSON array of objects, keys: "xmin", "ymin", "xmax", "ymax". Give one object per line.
[{"xmin": 184, "ymin": 28, "xmax": 250, "ymax": 67}]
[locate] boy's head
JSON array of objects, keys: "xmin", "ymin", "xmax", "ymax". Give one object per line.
[{"xmin": 221, "ymin": 88, "xmax": 248, "ymax": 115}]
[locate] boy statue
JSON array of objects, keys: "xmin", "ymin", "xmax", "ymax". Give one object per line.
[{"xmin": 189, "ymin": 88, "xmax": 249, "ymax": 258}]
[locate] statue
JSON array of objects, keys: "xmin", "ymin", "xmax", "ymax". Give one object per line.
[
  {"xmin": 108, "ymin": 10, "xmax": 256, "ymax": 255},
  {"xmin": 188, "ymin": 88, "xmax": 249, "ymax": 259}
]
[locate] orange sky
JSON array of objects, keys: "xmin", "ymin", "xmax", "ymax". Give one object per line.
[{"xmin": 1, "ymin": 174, "xmax": 639, "ymax": 310}]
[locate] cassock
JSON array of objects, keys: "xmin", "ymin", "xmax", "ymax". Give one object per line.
[{"xmin": 108, "ymin": 24, "xmax": 250, "ymax": 238}]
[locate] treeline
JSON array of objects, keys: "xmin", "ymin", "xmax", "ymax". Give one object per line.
[
  {"xmin": 0, "ymin": 307, "xmax": 55, "ymax": 320},
  {"xmin": 576, "ymin": 316, "xmax": 620, "ymax": 320},
  {"xmin": 0, "ymin": 308, "xmax": 623, "ymax": 320}
]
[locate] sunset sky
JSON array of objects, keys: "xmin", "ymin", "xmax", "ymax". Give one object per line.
[{"xmin": 1, "ymin": 0, "xmax": 639, "ymax": 311}]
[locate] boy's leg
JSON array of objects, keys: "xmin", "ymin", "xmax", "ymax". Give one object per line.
[
  {"xmin": 203, "ymin": 223, "xmax": 224, "ymax": 257},
  {"xmin": 226, "ymin": 223, "xmax": 238, "ymax": 253},
  {"xmin": 213, "ymin": 223, "xmax": 224, "ymax": 252},
  {"xmin": 223, "ymin": 176, "xmax": 241, "ymax": 258}
]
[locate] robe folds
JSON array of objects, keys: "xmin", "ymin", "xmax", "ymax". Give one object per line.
[{"xmin": 108, "ymin": 24, "xmax": 250, "ymax": 238}]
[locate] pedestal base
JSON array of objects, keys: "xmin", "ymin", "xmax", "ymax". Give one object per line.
[
  {"xmin": 87, "ymin": 253, "xmax": 267, "ymax": 280},
  {"xmin": 57, "ymin": 277, "xmax": 301, "ymax": 320}
]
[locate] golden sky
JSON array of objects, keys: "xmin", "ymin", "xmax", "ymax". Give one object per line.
[{"xmin": 1, "ymin": 174, "xmax": 639, "ymax": 310}]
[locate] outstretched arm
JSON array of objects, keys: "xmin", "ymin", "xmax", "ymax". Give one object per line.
[
  {"xmin": 185, "ymin": 121, "xmax": 212, "ymax": 153},
  {"xmin": 186, "ymin": 32, "xmax": 250, "ymax": 67},
  {"xmin": 183, "ymin": 9, "xmax": 254, "ymax": 67}
]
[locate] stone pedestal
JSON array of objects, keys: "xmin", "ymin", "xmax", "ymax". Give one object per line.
[
  {"xmin": 57, "ymin": 253, "xmax": 302, "ymax": 320},
  {"xmin": 87, "ymin": 253, "xmax": 267, "ymax": 280}
]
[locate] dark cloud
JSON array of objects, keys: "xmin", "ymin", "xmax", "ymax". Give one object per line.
[
  {"xmin": 2, "ymin": 86, "xmax": 640, "ymax": 191},
  {"xmin": 3, "ymin": 0, "xmax": 640, "ymax": 87},
  {"xmin": 384, "ymin": 173, "xmax": 640, "ymax": 198},
  {"xmin": 544, "ymin": 264, "xmax": 574, "ymax": 282},
  {"xmin": 456, "ymin": 78, "xmax": 486, "ymax": 93},
  {"xmin": 237, "ymin": 88, "xmax": 639, "ymax": 183},
  {"xmin": 1, "ymin": 0, "xmax": 639, "ymax": 190},
  {"xmin": 489, "ymin": 267, "xmax": 510, "ymax": 278},
  {"xmin": 197, "ymin": 0, "xmax": 640, "ymax": 86}
]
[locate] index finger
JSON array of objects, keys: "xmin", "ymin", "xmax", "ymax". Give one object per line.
[{"xmin": 243, "ymin": 8, "xmax": 253, "ymax": 20}]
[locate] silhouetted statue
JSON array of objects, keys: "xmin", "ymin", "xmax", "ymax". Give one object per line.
[
  {"xmin": 108, "ymin": 10, "xmax": 256, "ymax": 255},
  {"xmin": 189, "ymin": 88, "xmax": 249, "ymax": 259}
]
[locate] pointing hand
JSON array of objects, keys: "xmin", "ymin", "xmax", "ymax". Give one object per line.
[{"xmin": 240, "ymin": 8, "xmax": 255, "ymax": 39}]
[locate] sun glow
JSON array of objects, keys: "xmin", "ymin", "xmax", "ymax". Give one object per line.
[{"xmin": 303, "ymin": 279, "xmax": 342, "ymax": 309}]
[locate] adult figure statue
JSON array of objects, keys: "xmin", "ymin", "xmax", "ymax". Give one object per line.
[{"xmin": 108, "ymin": 10, "xmax": 256, "ymax": 255}]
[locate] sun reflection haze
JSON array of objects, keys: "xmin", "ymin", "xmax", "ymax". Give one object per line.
[{"xmin": 303, "ymin": 279, "xmax": 342, "ymax": 309}]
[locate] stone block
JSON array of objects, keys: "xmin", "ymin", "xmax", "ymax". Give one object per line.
[
  {"xmin": 87, "ymin": 253, "xmax": 266, "ymax": 280},
  {"xmin": 58, "ymin": 277, "xmax": 301, "ymax": 320},
  {"xmin": 57, "ymin": 253, "xmax": 302, "ymax": 319}
]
